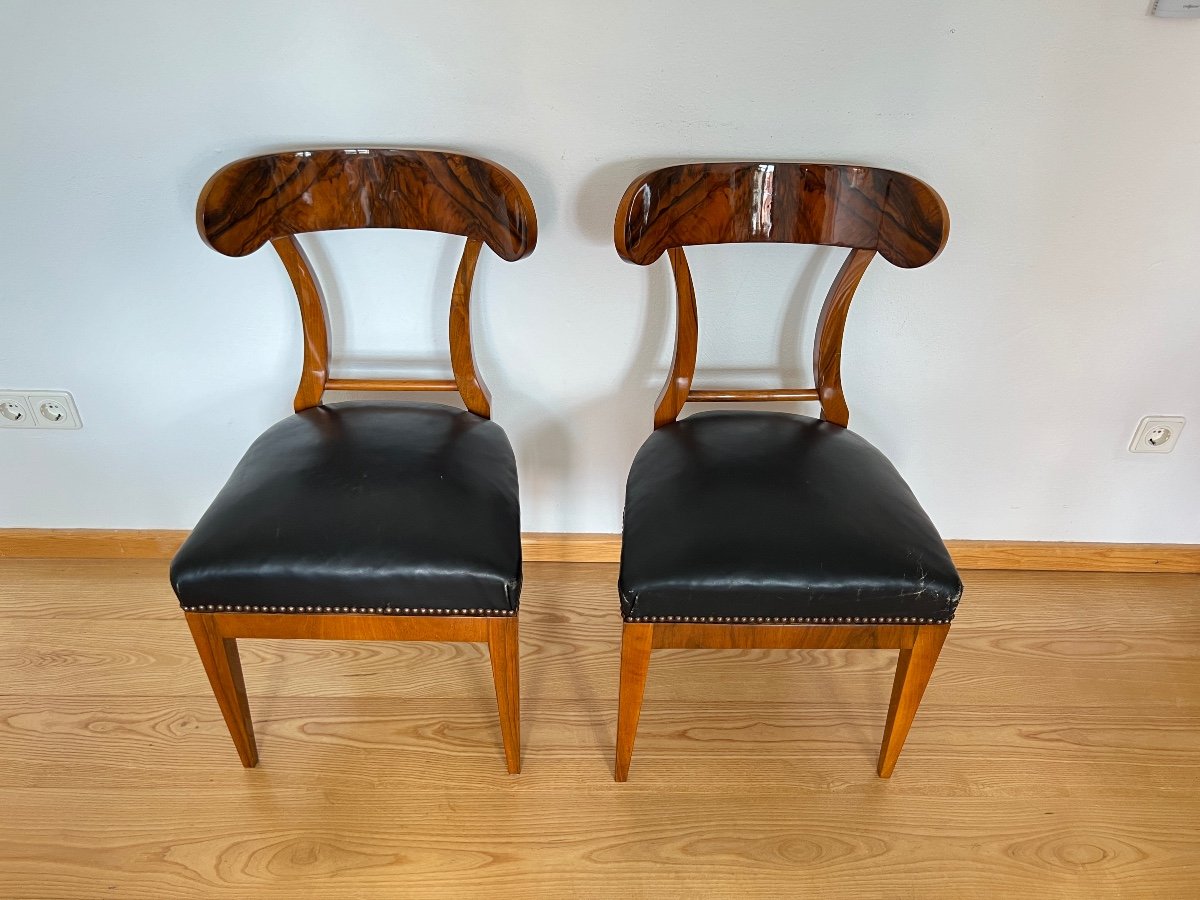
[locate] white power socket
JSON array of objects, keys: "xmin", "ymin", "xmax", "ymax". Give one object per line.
[
  {"xmin": 0, "ymin": 396, "xmax": 35, "ymax": 428},
  {"xmin": 1129, "ymin": 415, "xmax": 1185, "ymax": 453},
  {"xmin": 0, "ymin": 391, "xmax": 82, "ymax": 429},
  {"xmin": 1151, "ymin": 0, "xmax": 1200, "ymax": 18}
]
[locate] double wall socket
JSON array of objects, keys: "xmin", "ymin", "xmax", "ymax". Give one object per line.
[{"xmin": 0, "ymin": 391, "xmax": 82, "ymax": 429}]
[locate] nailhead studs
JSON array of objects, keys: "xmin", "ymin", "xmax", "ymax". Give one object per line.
[
  {"xmin": 623, "ymin": 613, "xmax": 952, "ymax": 625},
  {"xmin": 179, "ymin": 603, "xmax": 517, "ymax": 617}
]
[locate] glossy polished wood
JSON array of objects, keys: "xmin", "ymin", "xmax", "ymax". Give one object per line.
[
  {"xmin": 199, "ymin": 148, "xmax": 536, "ymax": 261},
  {"xmin": 198, "ymin": 148, "xmax": 536, "ymax": 414},
  {"xmin": 615, "ymin": 162, "xmax": 947, "ymax": 268},
  {"xmin": 616, "ymin": 162, "xmax": 948, "ymax": 428}
]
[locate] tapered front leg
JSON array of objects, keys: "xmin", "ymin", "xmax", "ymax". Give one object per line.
[
  {"xmin": 614, "ymin": 622, "xmax": 654, "ymax": 782},
  {"xmin": 877, "ymin": 623, "xmax": 949, "ymax": 777},
  {"xmin": 486, "ymin": 615, "xmax": 521, "ymax": 774},
  {"xmin": 185, "ymin": 612, "xmax": 258, "ymax": 767}
]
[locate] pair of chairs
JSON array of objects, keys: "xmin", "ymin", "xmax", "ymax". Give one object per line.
[{"xmin": 171, "ymin": 148, "xmax": 962, "ymax": 781}]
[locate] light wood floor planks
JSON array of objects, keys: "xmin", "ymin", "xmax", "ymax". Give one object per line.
[{"xmin": 0, "ymin": 560, "xmax": 1198, "ymax": 898}]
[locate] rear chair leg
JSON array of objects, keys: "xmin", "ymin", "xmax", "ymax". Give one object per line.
[
  {"xmin": 486, "ymin": 615, "xmax": 521, "ymax": 774},
  {"xmin": 877, "ymin": 623, "xmax": 950, "ymax": 777},
  {"xmin": 614, "ymin": 622, "xmax": 654, "ymax": 782},
  {"xmin": 185, "ymin": 612, "xmax": 259, "ymax": 768}
]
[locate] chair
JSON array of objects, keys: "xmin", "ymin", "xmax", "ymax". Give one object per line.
[
  {"xmin": 612, "ymin": 162, "xmax": 961, "ymax": 781},
  {"xmin": 171, "ymin": 148, "xmax": 536, "ymax": 773}
]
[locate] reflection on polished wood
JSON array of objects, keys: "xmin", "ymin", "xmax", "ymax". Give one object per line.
[
  {"xmin": 615, "ymin": 162, "xmax": 948, "ymax": 429},
  {"xmin": 198, "ymin": 148, "xmax": 537, "ymax": 414},
  {"xmin": 2, "ymin": 560, "xmax": 1198, "ymax": 897}
]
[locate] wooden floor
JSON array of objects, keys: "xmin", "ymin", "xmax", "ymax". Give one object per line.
[{"xmin": 0, "ymin": 560, "xmax": 1197, "ymax": 898}]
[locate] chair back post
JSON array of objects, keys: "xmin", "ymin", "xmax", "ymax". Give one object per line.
[
  {"xmin": 813, "ymin": 247, "xmax": 876, "ymax": 427},
  {"xmin": 197, "ymin": 148, "xmax": 537, "ymax": 417},
  {"xmin": 652, "ymin": 247, "xmax": 698, "ymax": 429},
  {"xmin": 615, "ymin": 162, "xmax": 948, "ymax": 428},
  {"xmin": 270, "ymin": 236, "xmax": 330, "ymax": 412}
]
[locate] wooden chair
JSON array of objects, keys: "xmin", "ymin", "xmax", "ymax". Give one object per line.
[
  {"xmin": 171, "ymin": 148, "xmax": 536, "ymax": 773},
  {"xmin": 612, "ymin": 162, "xmax": 959, "ymax": 781}
]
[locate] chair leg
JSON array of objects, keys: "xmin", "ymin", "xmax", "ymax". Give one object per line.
[
  {"xmin": 614, "ymin": 622, "xmax": 654, "ymax": 783},
  {"xmin": 486, "ymin": 615, "xmax": 521, "ymax": 774},
  {"xmin": 877, "ymin": 623, "xmax": 949, "ymax": 778},
  {"xmin": 185, "ymin": 612, "xmax": 258, "ymax": 768}
]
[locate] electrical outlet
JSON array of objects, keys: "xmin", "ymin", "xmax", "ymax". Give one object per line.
[
  {"xmin": 0, "ymin": 395, "xmax": 35, "ymax": 428},
  {"xmin": 1151, "ymin": 0, "xmax": 1200, "ymax": 18},
  {"xmin": 1129, "ymin": 416, "xmax": 1185, "ymax": 453},
  {"xmin": 0, "ymin": 390, "xmax": 82, "ymax": 429},
  {"xmin": 25, "ymin": 391, "xmax": 82, "ymax": 428}
]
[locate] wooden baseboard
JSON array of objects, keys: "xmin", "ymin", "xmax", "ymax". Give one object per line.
[
  {"xmin": 521, "ymin": 533, "xmax": 622, "ymax": 562},
  {"xmin": 0, "ymin": 529, "xmax": 1196, "ymax": 573},
  {"xmin": 0, "ymin": 529, "xmax": 191, "ymax": 559},
  {"xmin": 944, "ymin": 540, "xmax": 1199, "ymax": 574}
]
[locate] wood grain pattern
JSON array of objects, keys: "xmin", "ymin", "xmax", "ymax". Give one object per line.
[
  {"xmin": 1, "ymin": 560, "xmax": 1199, "ymax": 896},
  {"xmin": 199, "ymin": 149, "xmax": 536, "ymax": 262},
  {"xmin": 616, "ymin": 162, "xmax": 948, "ymax": 427},
  {"xmin": 615, "ymin": 163, "xmax": 948, "ymax": 268},
  {"xmin": 521, "ymin": 532, "xmax": 625, "ymax": 563},
  {"xmin": 3, "ymin": 531, "xmax": 1198, "ymax": 574},
  {"xmin": 947, "ymin": 540, "xmax": 1200, "ymax": 573},
  {"xmin": 198, "ymin": 148, "xmax": 536, "ymax": 414}
]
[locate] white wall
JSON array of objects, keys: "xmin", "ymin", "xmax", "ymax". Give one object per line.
[{"xmin": 1, "ymin": 0, "xmax": 1198, "ymax": 541}]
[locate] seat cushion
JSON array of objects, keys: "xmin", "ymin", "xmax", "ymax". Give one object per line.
[
  {"xmin": 171, "ymin": 402, "xmax": 520, "ymax": 615},
  {"xmin": 619, "ymin": 411, "xmax": 961, "ymax": 624}
]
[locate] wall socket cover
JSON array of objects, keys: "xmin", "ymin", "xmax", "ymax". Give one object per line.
[
  {"xmin": 1129, "ymin": 415, "xmax": 1185, "ymax": 453},
  {"xmin": 0, "ymin": 395, "xmax": 35, "ymax": 428},
  {"xmin": 1151, "ymin": 0, "xmax": 1200, "ymax": 18},
  {"xmin": 0, "ymin": 390, "xmax": 82, "ymax": 429}
]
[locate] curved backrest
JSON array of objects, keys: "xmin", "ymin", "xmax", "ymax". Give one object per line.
[
  {"xmin": 197, "ymin": 148, "xmax": 537, "ymax": 416},
  {"xmin": 616, "ymin": 162, "xmax": 947, "ymax": 268},
  {"xmin": 199, "ymin": 148, "xmax": 537, "ymax": 261},
  {"xmin": 614, "ymin": 162, "xmax": 948, "ymax": 429}
]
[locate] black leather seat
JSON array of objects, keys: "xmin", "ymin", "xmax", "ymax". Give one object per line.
[
  {"xmin": 171, "ymin": 401, "xmax": 521, "ymax": 615},
  {"xmin": 620, "ymin": 411, "xmax": 961, "ymax": 624}
]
